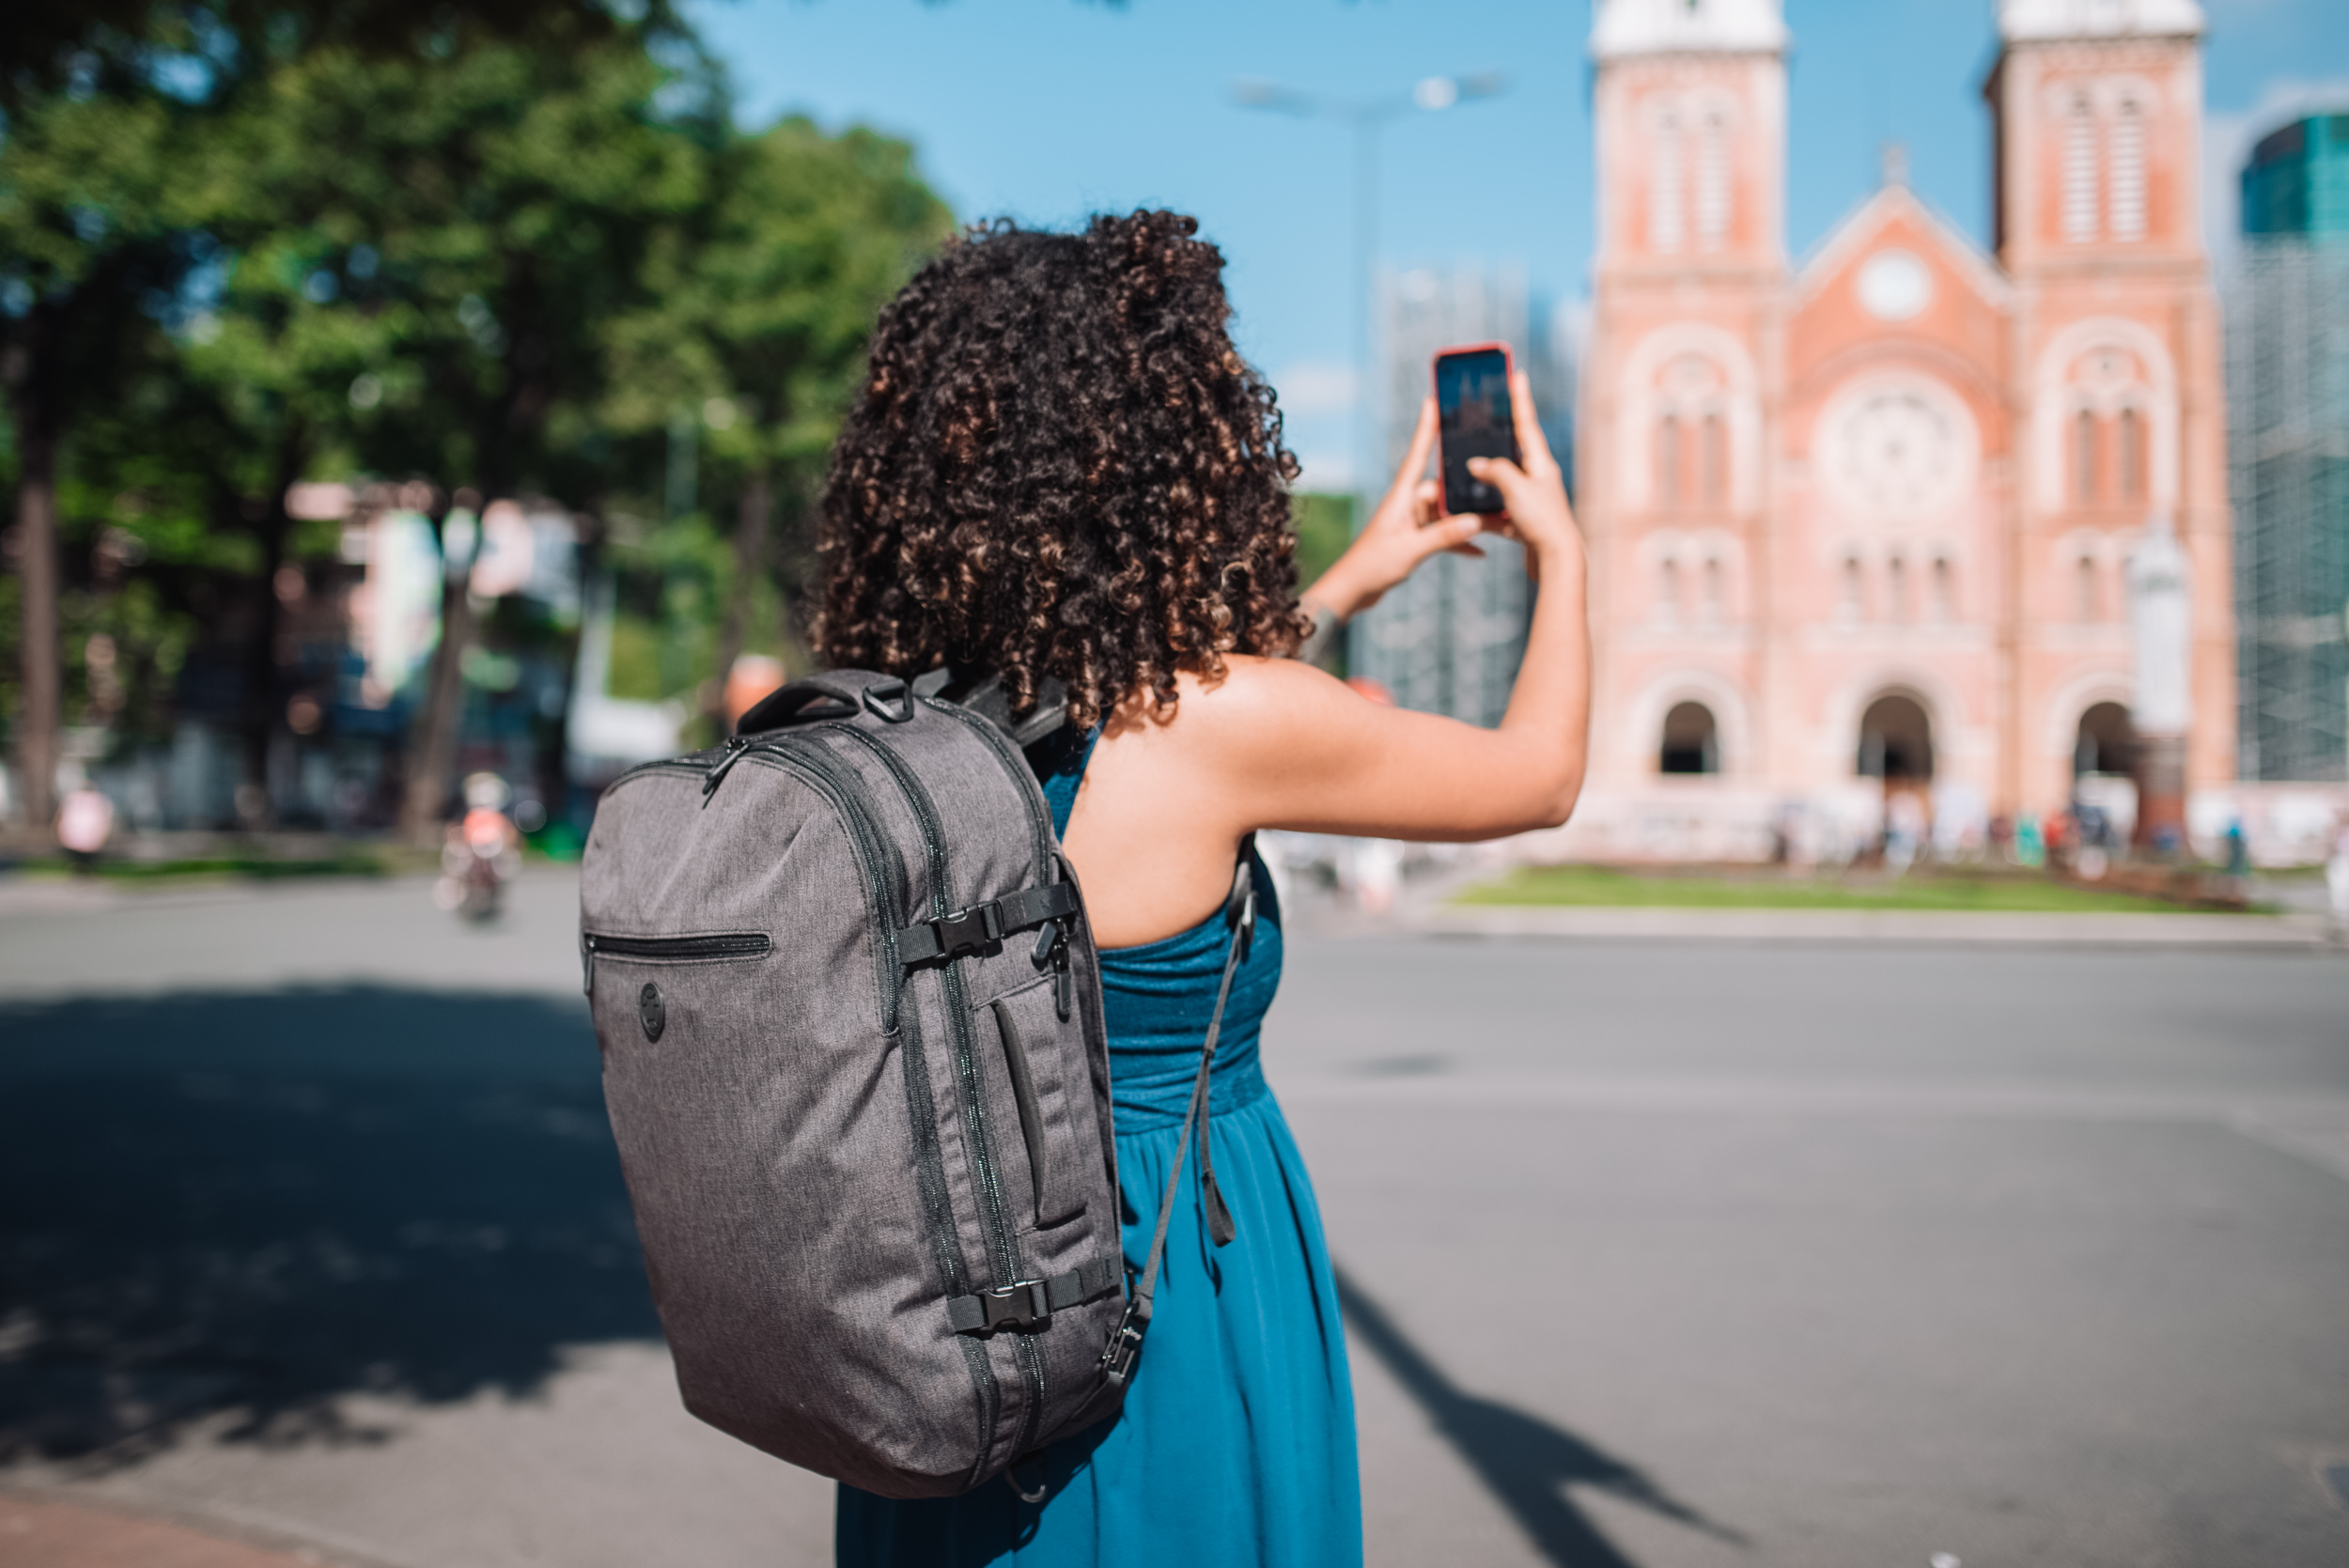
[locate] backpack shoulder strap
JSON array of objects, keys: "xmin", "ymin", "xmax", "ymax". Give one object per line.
[{"xmin": 1101, "ymin": 839, "xmax": 1254, "ymax": 1389}]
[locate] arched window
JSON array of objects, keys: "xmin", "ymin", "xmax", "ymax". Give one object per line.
[
  {"xmin": 2109, "ymin": 98, "xmax": 2147, "ymax": 241},
  {"xmin": 2118, "ymin": 408, "xmax": 2144, "ymax": 501},
  {"xmin": 2076, "ymin": 553, "xmax": 2099, "ymax": 621},
  {"xmin": 1657, "ymin": 414, "xmax": 1683, "ymax": 508},
  {"xmin": 1701, "ymin": 556, "xmax": 1725, "ymax": 623},
  {"xmin": 1657, "ymin": 557, "xmax": 1682, "ymax": 627},
  {"xmin": 1931, "ymin": 556, "xmax": 1955, "ymax": 621},
  {"xmin": 1695, "ymin": 109, "xmax": 1731, "ymax": 250},
  {"xmin": 1659, "ymin": 701, "xmax": 1719, "ymax": 775},
  {"xmin": 2062, "ymin": 93, "xmax": 2099, "ymax": 242},
  {"xmin": 1650, "ymin": 109, "xmax": 1686, "ymax": 254},
  {"xmin": 1886, "ymin": 553, "xmax": 1909, "ymax": 624},
  {"xmin": 1700, "ymin": 412, "xmax": 1725, "ymax": 505},
  {"xmin": 1840, "ymin": 555, "xmax": 1864, "ymax": 622},
  {"xmin": 2074, "ymin": 409, "xmax": 2099, "ymax": 505}
]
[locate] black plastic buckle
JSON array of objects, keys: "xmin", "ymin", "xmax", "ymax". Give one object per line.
[
  {"xmin": 983, "ymin": 1279, "xmax": 1052, "ymax": 1331},
  {"xmin": 927, "ymin": 903, "xmax": 1003, "ymax": 962},
  {"xmin": 1031, "ymin": 918, "xmax": 1073, "ymax": 1020},
  {"xmin": 1100, "ymin": 1298, "xmax": 1144, "ymax": 1389}
]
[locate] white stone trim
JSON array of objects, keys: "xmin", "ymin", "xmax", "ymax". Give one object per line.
[
  {"xmin": 1616, "ymin": 323, "xmax": 1764, "ymax": 515},
  {"xmin": 1626, "ymin": 666, "xmax": 1753, "ymax": 776},
  {"xmin": 1999, "ymin": 0, "xmax": 2205, "ymax": 43},
  {"xmin": 1593, "ymin": 0, "xmax": 1788, "ymax": 59},
  {"xmin": 2030, "ymin": 316, "xmax": 2180, "ymax": 513},
  {"xmin": 2042, "ymin": 667, "xmax": 2137, "ymax": 758}
]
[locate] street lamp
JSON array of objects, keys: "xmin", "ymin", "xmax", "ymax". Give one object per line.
[{"xmin": 1233, "ymin": 71, "xmax": 1507, "ymax": 505}]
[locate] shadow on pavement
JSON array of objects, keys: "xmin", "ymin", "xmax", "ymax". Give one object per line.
[
  {"xmin": 1334, "ymin": 1264, "xmax": 1744, "ymax": 1568},
  {"xmin": 0, "ymin": 986, "xmax": 657, "ymax": 1466}
]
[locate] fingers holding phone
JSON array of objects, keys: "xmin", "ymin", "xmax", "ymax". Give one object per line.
[{"xmin": 1433, "ymin": 343, "xmax": 1521, "ymax": 517}]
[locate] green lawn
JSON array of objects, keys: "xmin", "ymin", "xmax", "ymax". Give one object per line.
[{"xmin": 1455, "ymin": 863, "xmax": 2233, "ymax": 914}]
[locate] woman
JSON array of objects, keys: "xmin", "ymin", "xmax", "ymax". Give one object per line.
[{"xmin": 820, "ymin": 211, "xmax": 1588, "ymax": 1567}]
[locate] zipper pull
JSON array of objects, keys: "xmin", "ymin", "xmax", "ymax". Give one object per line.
[
  {"xmin": 701, "ymin": 737, "xmax": 753, "ymax": 806},
  {"xmin": 581, "ymin": 933, "xmax": 597, "ymax": 995}
]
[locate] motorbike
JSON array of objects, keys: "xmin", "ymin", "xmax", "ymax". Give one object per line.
[{"xmin": 434, "ymin": 773, "xmax": 522, "ymax": 924}]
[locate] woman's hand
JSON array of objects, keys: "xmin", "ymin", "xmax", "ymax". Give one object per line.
[
  {"xmin": 1465, "ymin": 370, "xmax": 1581, "ymax": 588},
  {"xmin": 1298, "ymin": 398, "xmax": 1491, "ymax": 622}
]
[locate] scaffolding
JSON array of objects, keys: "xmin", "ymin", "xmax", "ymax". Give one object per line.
[
  {"xmin": 1348, "ymin": 264, "xmax": 1575, "ymax": 726},
  {"xmin": 2228, "ymin": 238, "xmax": 2349, "ymax": 782}
]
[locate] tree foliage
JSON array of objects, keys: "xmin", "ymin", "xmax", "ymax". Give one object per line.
[{"xmin": 2, "ymin": 3, "xmax": 953, "ymax": 834}]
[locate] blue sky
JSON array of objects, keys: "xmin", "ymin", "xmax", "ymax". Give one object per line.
[{"xmin": 690, "ymin": 0, "xmax": 2349, "ymax": 487}]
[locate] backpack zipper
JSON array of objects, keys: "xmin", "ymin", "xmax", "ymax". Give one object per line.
[
  {"xmin": 580, "ymin": 930, "xmax": 771, "ymax": 991},
  {"xmin": 752, "ymin": 736, "xmax": 1004, "ymax": 1458},
  {"xmin": 822, "ymin": 720, "xmax": 1050, "ymax": 1455},
  {"xmin": 922, "ymin": 698, "xmax": 1053, "ymax": 887}
]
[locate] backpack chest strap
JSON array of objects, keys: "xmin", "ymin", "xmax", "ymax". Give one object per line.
[
  {"xmin": 896, "ymin": 881, "xmax": 1081, "ymax": 966},
  {"xmin": 946, "ymin": 1253, "xmax": 1123, "ymax": 1334}
]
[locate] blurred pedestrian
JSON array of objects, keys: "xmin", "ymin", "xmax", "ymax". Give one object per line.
[
  {"xmin": 55, "ymin": 781, "xmax": 115, "ymax": 874},
  {"xmin": 817, "ymin": 211, "xmax": 1590, "ymax": 1568}
]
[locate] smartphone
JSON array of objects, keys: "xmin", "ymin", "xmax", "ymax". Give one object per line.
[{"xmin": 1433, "ymin": 343, "xmax": 1520, "ymax": 516}]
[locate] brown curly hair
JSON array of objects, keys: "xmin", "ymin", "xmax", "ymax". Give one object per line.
[{"xmin": 813, "ymin": 210, "xmax": 1310, "ymax": 728}]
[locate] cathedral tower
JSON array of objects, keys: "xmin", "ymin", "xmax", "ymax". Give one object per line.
[
  {"xmin": 1579, "ymin": 0, "xmax": 1790, "ymax": 805},
  {"xmin": 1986, "ymin": 0, "xmax": 2232, "ymax": 833}
]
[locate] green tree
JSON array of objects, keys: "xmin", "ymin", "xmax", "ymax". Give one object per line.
[
  {"xmin": 606, "ymin": 116, "xmax": 952, "ymax": 736},
  {"xmin": 4, "ymin": 1, "xmax": 691, "ymax": 837},
  {"xmin": 215, "ymin": 26, "xmax": 708, "ymax": 840}
]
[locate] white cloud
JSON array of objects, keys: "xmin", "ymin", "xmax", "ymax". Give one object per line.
[
  {"xmin": 1272, "ymin": 362, "xmax": 1358, "ymax": 417},
  {"xmin": 2205, "ymin": 75, "xmax": 2349, "ymax": 263}
]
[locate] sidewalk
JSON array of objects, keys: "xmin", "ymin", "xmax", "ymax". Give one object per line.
[
  {"xmin": 1417, "ymin": 902, "xmax": 2342, "ymax": 948},
  {"xmin": 0, "ymin": 1495, "xmax": 331, "ymax": 1568}
]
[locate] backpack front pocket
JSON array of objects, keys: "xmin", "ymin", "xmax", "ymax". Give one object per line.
[{"xmin": 977, "ymin": 979, "xmax": 1088, "ymax": 1229}]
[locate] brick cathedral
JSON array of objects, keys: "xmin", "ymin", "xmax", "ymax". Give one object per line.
[{"xmin": 1563, "ymin": 0, "xmax": 2232, "ymax": 859}]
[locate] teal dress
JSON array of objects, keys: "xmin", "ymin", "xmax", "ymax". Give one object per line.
[{"xmin": 834, "ymin": 736, "xmax": 1361, "ymax": 1567}]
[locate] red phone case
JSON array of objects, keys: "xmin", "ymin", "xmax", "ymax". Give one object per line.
[{"xmin": 1431, "ymin": 342, "xmax": 1519, "ymax": 515}]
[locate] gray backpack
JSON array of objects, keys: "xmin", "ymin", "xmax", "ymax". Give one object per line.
[{"xmin": 579, "ymin": 670, "xmax": 1252, "ymax": 1499}]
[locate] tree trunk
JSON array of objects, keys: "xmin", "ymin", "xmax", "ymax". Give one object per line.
[
  {"xmin": 239, "ymin": 438, "xmax": 305, "ymax": 830},
  {"xmin": 10, "ymin": 414, "xmax": 61, "ymax": 835},
  {"xmin": 705, "ymin": 461, "xmax": 772, "ymax": 737},
  {"xmin": 397, "ymin": 506, "xmax": 476, "ymax": 847}
]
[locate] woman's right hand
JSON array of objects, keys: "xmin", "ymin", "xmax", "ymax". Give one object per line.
[
  {"xmin": 1465, "ymin": 369, "xmax": 1581, "ymax": 587},
  {"xmin": 1301, "ymin": 374, "xmax": 1578, "ymax": 619}
]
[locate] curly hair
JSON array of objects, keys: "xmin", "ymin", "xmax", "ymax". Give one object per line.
[{"xmin": 813, "ymin": 210, "xmax": 1310, "ymax": 728}]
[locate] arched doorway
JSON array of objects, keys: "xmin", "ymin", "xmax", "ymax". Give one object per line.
[
  {"xmin": 1658, "ymin": 701, "xmax": 1719, "ymax": 774},
  {"xmin": 2074, "ymin": 701, "xmax": 2136, "ymax": 777},
  {"xmin": 1856, "ymin": 692, "xmax": 1934, "ymax": 781}
]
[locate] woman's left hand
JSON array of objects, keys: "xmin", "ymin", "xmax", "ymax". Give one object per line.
[{"xmin": 1299, "ymin": 397, "xmax": 1496, "ymax": 622}]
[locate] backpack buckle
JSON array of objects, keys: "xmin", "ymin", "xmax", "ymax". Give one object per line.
[
  {"xmin": 979, "ymin": 1278, "xmax": 1052, "ymax": 1331},
  {"xmin": 1100, "ymin": 1298, "xmax": 1145, "ymax": 1389},
  {"xmin": 926, "ymin": 903, "xmax": 1003, "ymax": 962}
]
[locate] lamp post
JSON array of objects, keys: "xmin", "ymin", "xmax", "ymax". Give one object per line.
[{"xmin": 1233, "ymin": 71, "xmax": 1506, "ymax": 510}]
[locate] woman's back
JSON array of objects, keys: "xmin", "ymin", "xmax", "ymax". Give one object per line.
[{"xmin": 835, "ymin": 739, "xmax": 1359, "ymax": 1568}]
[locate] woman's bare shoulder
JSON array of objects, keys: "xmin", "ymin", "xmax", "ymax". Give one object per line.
[{"xmin": 1110, "ymin": 657, "xmax": 1361, "ymax": 770}]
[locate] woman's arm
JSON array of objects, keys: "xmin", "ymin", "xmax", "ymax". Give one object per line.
[
  {"xmin": 1069, "ymin": 375, "xmax": 1589, "ymax": 941},
  {"xmin": 1210, "ymin": 371, "xmax": 1589, "ymax": 840}
]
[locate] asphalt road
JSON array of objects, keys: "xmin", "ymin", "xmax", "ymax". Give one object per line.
[{"xmin": 3, "ymin": 869, "xmax": 2347, "ymax": 1567}]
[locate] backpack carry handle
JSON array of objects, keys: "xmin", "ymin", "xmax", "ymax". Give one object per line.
[{"xmin": 738, "ymin": 674, "xmax": 912, "ymax": 735}]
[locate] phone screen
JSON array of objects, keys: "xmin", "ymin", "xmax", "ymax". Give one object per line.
[{"xmin": 1435, "ymin": 347, "xmax": 1519, "ymax": 516}]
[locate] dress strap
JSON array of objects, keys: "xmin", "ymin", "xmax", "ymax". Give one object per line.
[{"xmin": 1038, "ymin": 726, "xmax": 1099, "ymax": 843}]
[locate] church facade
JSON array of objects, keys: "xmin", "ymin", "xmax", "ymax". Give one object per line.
[{"xmin": 1563, "ymin": 0, "xmax": 2234, "ymax": 860}]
